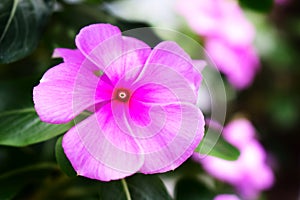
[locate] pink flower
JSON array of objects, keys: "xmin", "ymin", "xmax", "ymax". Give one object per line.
[
  {"xmin": 214, "ymin": 194, "xmax": 240, "ymax": 200},
  {"xmin": 177, "ymin": 0, "xmax": 255, "ymax": 46},
  {"xmin": 177, "ymin": 0, "xmax": 259, "ymax": 89},
  {"xmin": 33, "ymin": 24, "xmax": 205, "ymax": 181},
  {"xmin": 194, "ymin": 119, "xmax": 274, "ymax": 199},
  {"xmin": 205, "ymin": 38, "xmax": 259, "ymax": 89}
]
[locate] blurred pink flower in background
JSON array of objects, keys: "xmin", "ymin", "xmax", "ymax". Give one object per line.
[
  {"xmin": 205, "ymin": 38, "xmax": 259, "ymax": 89},
  {"xmin": 194, "ymin": 119, "xmax": 274, "ymax": 199},
  {"xmin": 214, "ymin": 194, "xmax": 240, "ymax": 200},
  {"xmin": 177, "ymin": 0, "xmax": 260, "ymax": 89},
  {"xmin": 177, "ymin": 0, "xmax": 255, "ymax": 45}
]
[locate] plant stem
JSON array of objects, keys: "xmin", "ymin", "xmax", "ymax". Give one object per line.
[{"xmin": 121, "ymin": 178, "xmax": 132, "ymax": 200}]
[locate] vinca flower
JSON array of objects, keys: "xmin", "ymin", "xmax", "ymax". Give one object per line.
[
  {"xmin": 33, "ymin": 23, "xmax": 205, "ymax": 181},
  {"xmin": 177, "ymin": 0, "xmax": 259, "ymax": 89},
  {"xmin": 205, "ymin": 38, "xmax": 259, "ymax": 89},
  {"xmin": 195, "ymin": 119, "xmax": 274, "ymax": 199}
]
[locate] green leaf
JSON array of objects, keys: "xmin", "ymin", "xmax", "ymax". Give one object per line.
[
  {"xmin": 0, "ymin": 77, "xmax": 36, "ymax": 112},
  {"xmin": 239, "ymin": 0, "xmax": 273, "ymax": 12},
  {"xmin": 0, "ymin": 0, "xmax": 54, "ymax": 63},
  {"xmin": 175, "ymin": 177, "xmax": 215, "ymax": 200},
  {"xmin": 0, "ymin": 163, "xmax": 60, "ymax": 200},
  {"xmin": 195, "ymin": 129, "xmax": 240, "ymax": 161},
  {"xmin": 55, "ymin": 136, "xmax": 77, "ymax": 177},
  {"xmin": 99, "ymin": 174, "xmax": 173, "ymax": 200},
  {"xmin": 0, "ymin": 108, "xmax": 73, "ymax": 147}
]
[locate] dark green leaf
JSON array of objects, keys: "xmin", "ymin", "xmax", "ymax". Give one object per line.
[
  {"xmin": 0, "ymin": 78, "xmax": 36, "ymax": 112},
  {"xmin": 99, "ymin": 174, "xmax": 173, "ymax": 200},
  {"xmin": 239, "ymin": 0, "xmax": 273, "ymax": 12},
  {"xmin": 55, "ymin": 136, "xmax": 77, "ymax": 177},
  {"xmin": 195, "ymin": 129, "xmax": 240, "ymax": 161},
  {"xmin": 175, "ymin": 177, "xmax": 215, "ymax": 200},
  {"xmin": 0, "ymin": 0, "xmax": 54, "ymax": 63},
  {"xmin": 99, "ymin": 181, "xmax": 127, "ymax": 200},
  {"xmin": 0, "ymin": 163, "xmax": 60, "ymax": 200},
  {"xmin": 0, "ymin": 108, "xmax": 73, "ymax": 146}
]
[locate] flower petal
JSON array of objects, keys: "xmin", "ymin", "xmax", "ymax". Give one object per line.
[
  {"xmin": 75, "ymin": 24, "xmax": 121, "ymax": 59},
  {"xmin": 33, "ymin": 60, "xmax": 113, "ymax": 123},
  {"xmin": 76, "ymin": 23, "xmax": 151, "ymax": 86},
  {"xmin": 62, "ymin": 122, "xmax": 140, "ymax": 181},
  {"xmin": 132, "ymin": 63, "xmax": 197, "ymax": 104},
  {"xmin": 64, "ymin": 103, "xmax": 144, "ymax": 181},
  {"xmin": 52, "ymin": 48, "xmax": 85, "ymax": 65},
  {"xmin": 223, "ymin": 118, "xmax": 256, "ymax": 149},
  {"xmin": 103, "ymin": 36, "xmax": 151, "ymax": 85},
  {"xmin": 127, "ymin": 103, "xmax": 204, "ymax": 173},
  {"xmin": 111, "ymin": 100, "xmax": 205, "ymax": 173},
  {"xmin": 177, "ymin": 0, "xmax": 255, "ymax": 46},
  {"xmin": 205, "ymin": 38, "xmax": 259, "ymax": 89},
  {"xmin": 128, "ymin": 99, "xmax": 152, "ymax": 127},
  {"xmin": 198, "ymin": 124, "xmax": 274, "ymax": 199},
  {"xmin": 197, "ymin": 153, "xmax": 242, "ymax": 184},
  {"xmin": 214, "ymin": 194, "xmax": 241, "ymax": 200},
  {"xmin": 131, "ymin": 83, "xmax": 180, "ymax": 104},
  {"xmin": 141, "ymin": 41, "xmax": 202, "ymax": 94},
  {"xmin": 34, "ymin": 63, "xmax": 81, "ymax": 123}
]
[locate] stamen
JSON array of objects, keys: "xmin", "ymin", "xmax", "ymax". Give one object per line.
[
  {"xmin": 119, "ymin": 92, "xmax": 127, "ymax": 99},
  {"xmin": 115, "ymin": 89, "xmax": 130, "ymax": 102}
]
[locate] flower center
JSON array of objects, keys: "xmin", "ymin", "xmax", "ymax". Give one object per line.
[
  {"xmin": 115, "ymin": 89, "xmax": 130, "ymax": 102},
  {"xmin": 118, "ymin": 92, "xmax": 127, "ymax": 99}
]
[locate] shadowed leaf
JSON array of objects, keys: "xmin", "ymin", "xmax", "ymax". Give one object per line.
[{"xmin": 0, "ymin": 0, "xmax": 54, "ymax": 63}]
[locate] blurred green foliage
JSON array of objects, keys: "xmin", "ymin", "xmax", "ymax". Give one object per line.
[
  {"xmin": 239, "ymin": 0, "xmax": 274, "ymax": 12},
  {"xmin": 0, "ymin": 0, "xmax": 54, "ymax": 63}
]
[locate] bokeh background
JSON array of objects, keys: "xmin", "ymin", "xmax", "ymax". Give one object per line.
[{"xmin": 0, "ymin": 0, "xmax": 299, "ymax": 199}]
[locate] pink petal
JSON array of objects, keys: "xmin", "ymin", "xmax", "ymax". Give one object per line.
[
  {"xmin": 128, "ymin": 99, "xmax": 151, "ymax": 127},
  {"xmin": 75, "ymin": 24, "xmax": 121, "ymax": 60},
  {"xmin": 126, "ymin": 100, "xmax": 168, "ymax": 140},
  {"xmin": 198, "ymin": 154, "xmax": 242, "ymax": 184},
  {"xmin": 177, "ymin": 0, "xmax": 255, "ymax": 46},
  {"xmin": 214, "ymin": 194, "xmax": 241, "ymax": 200},
  {"xmin": 103, "ymin": 36, "xmax": 151, "ymax": 85},
  {"xmin": 205, "ymin": 38, "xmax": 259, "ymax": 89},
  {"xmin": 221, "ymin": 16, "xmax": 255, "ymax": 46},
  {"xmin": 75, "ymin": 24, "xmax": 124, "ymax": 72},
  {"xmin": 52, "ymin": 48, "xmax": 85, "ymax": 65},
  {"xmin": 62, "ymin": 132, "xmax": 130, "ymax": 181},
  {"xmin": 110, "ymin": 97, "xmax": 205, "ymax": 173},
  {"xmin": 176, "ymin": 0, "xmax": 217, "ymax": 36},
  {"xmin": 131, "ymin": 83, "xmax": 181, "ymax": 104},
  {"xmin": 34, "ymin": 63, "xmax": 81, "ymax": 123},
  {"xmin": 76, "ymin": 24, "xmax": 151, "ymax": 85},
  {"xmin": 223, "ymin": 119, "xmax": 256, "ymax": 149},
  {"xmin": 63, "ymin": 103, "xmax": 144, "ymax": 181},
  {"xmin": 236, "ymin": 142, "xmax": 274, "ymax": 198},
  {"xmin": 215, "ymin": 0, "xmax": 255, "ymax": 45},
  {"xmin": 33, "ymin": 60, "xmax": 113, "ymax": 123},
  {"xmin": 199, "ymin": 118, "xmax": 274, "ymax": 199},
  {"xmin": 131, "ymin": 103, "xmax": 205, "ymax": 173},
  {"xmin": 142, "ymin": 41, "xmax": 202, "ymax": 94},
  {"xmin": 131, "ymin": 63, "xmax": 197, "ymax": 105},
  {"xmin": 239, "ymin": 142, "xmax": 273, "ymax": 186},
  {"xmin": 52, "ymin": 48, "xmax": 100, "ymax": 76}
]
